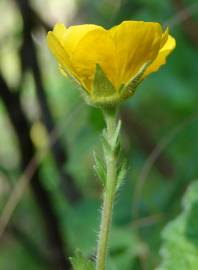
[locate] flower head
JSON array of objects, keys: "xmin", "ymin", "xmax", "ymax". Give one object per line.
[{"xmin": 47, "ymin": 21, "xmax": 176, "ymax": 106}]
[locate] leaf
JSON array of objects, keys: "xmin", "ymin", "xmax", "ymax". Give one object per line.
[
  {"xmin": 116, "ymin": 159, "xmax": 127, "ymax": 191},
  {"xmin": 92, "ymin": 64, "xmax": 116, "ymax": 98},
  {"xmin": 70, "ymin": 250, "xmax": 95, "ymax": 270},
  {"xmin": 93, "ymin": 151, "xmax": 106, "ymax": 186},
  {"xmin": 111, "ymin": 120, "xmax": 121, "ymax": 149},
  {"xmin": 101, "ymin": 120, "xmax": 121, "ymax": 157},
  {"xmin": 101, "ymin": 130, "xmax": 112, "ymax": 156},
  {"xmin": 157, "ymin": 180, "xmax": 198, "ymax": 270}
]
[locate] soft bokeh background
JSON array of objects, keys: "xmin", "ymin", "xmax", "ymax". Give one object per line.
[{"xmin": 0, "ymin": 0, "xmax": 198, "ymax": 269}]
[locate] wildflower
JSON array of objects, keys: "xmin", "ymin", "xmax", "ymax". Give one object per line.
[{"xmin": 47, "ymin": 21, "xmax": 175, "ymax": 106}]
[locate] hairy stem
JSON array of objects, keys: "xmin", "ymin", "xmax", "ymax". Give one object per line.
[{"xmin": 96, "ymin": 107, "xmax": 119, "ymax": 270}]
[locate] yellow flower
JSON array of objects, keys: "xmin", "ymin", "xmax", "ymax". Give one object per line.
[{"xmin": 47, "ymin": 21, "xmax": 176, "ymax": 106}]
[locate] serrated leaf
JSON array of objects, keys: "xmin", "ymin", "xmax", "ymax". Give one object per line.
[
  {"xmin": 93, "ymin": 64, "xmax": 116, "ymax": 98},
  {"xmin": 101, "ymin": 130, "xmax": 112, "ymax": 156},
  {"xmin": 111, "ymin": 120, "xmax": 121, "ymax": 149},
  {"xmin": 93, "ymin": 151, "xmax": 106, "ymax": 186},
  {"xmin": 70, "ymin": 250, "xmax": 95, "ymax": 270},
  {"xmin": 157, "ymin": 180, "xmax": 198, "ymax": 270},
  {"xmin": 101, "ymin": 120, "xmax": 121, "ymax": 157},
  {"xmin": 116, "ymin": 159, "xmax": 127, "ymax": 191},
  {"xmin": 114, "ymin": 141, "xmax": 121, "ymax": 158}
]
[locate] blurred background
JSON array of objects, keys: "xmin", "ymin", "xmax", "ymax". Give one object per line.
[{"xmin": 0, "ymin": 0, "xmax": 198, "ymax": 269}]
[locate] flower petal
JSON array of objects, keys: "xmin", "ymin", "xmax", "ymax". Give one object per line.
[
  {"xmin": 53, "ymin": 23, "xmax": 67, "ymax": 40},
  {"xmin": 109, "ymin": 21, "xmax": 163, "ymax": 85},
  {"xmin": 143, "ymin": 35, "xmax": 176, "ymax": 77},
  {"xmin": 70, "ymin": 28, "xmax": 118, "ymax": 92},
  {"xmin": 47, "ymin": 31, "xmax": 70, "ymax": 68},
  {"xmin": 54, "ymin": 23, "xmax": 103, "ymax": 54},
  {"xmin": 48, "ymin": 23, "xmax": 105, "ymax": 88}
]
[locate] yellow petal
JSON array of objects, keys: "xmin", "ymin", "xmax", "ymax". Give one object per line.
[
  {"xmin": 53, "ymin": 23, "xmax": 67, "ymax": 40},
  {"xmin": 47, "ymin": 31, "xmax": 70, "ymax": 68},
  {"xmin": 160, "ymin": 27, "xmax": 169, "ymax": 48},
  {"xmin": 54, "ymin": 23, "xmax": 103, "ymax": 54},
  {"xmin": 70, "ymin": 28, "xmax": 118, "ymax": 92},
  {"xmin": 47, "ymin": 21, "xmax": 176, "ymax": 105},
  {"xmin": 47, "ymin": 23, "xmax": 104, "ymax": 87},
  {"xmin": 143, "ymin": 35, "xmax": 176, "ymax": 77},
  {"xmin": 109, "ymin": 21, "xmax": 163, "ymax": 85}
]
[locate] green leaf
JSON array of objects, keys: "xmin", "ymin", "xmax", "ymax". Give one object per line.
[
  {"xmin": 114, "ymin": 141, "xmax": 121, "ymax": 158},
  {"xmin": 93, "ymin": 64, "xmax": 116, "ymax": 98},
  {"xmin": 112, "ymin": 120, "xmax": 121, "ymax": 149},
  {"xmin": 70, "ymin": 250, "xmax": 95, "ymax": 270},
  {"xmin": 93, "ymin": 151, "xmax": 106, "ymax": 186},
  {"xmin": 116, "ymin": 159, "xmax": 127, "ymax": 191},
  {"xmin": 101, "ymin": 130, "xmax": 112, "ymax": 156},
  {"xmin": 101, "ymin": 120, "xmax": 121, "ymax": 157},
  {"xmin": 157, "ymin": 180, "xmax": 198, "ymax": 270}
]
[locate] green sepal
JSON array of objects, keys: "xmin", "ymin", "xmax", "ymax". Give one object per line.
[
  {"xmin": 61, "ymin": 65, "xmax": 81, "ymax": 88},
  {"xmin": 92, "ymin": 64, "xmax": 116, "ymax": 98},
  {"xmin": 121, "ymin": 62, "xmax": 151, "ymax": 99},
  {"xmin": 116, "ymin": 158, "xmax": 127, "ymax": 191},
  {"xmin": 69, "ymin": 250, "xmax": 95, "ymax": 270},
  {"xmin": 60, "ymin": 65, "xmax": 92, "ymax": 102},
  {"xmin": 93, "ymin": 151, "xmax": 106, "ymax": 187}
]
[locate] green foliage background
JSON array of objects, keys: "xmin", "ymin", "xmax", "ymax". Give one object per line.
[{"xmin": 0, "ymin": 0, "xmax": 198, "ymax": 269}]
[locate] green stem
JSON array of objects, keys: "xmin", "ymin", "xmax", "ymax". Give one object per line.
[{"xmin": 96, "ymin": 107, "xmax": 118, "ymax": 270}]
